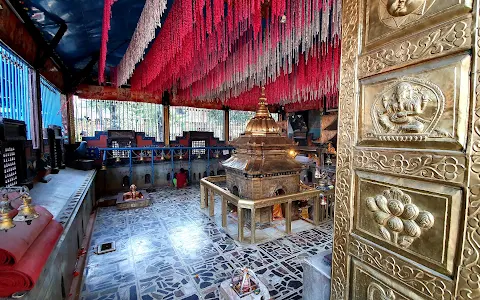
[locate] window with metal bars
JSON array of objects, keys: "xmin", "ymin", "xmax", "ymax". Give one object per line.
[
  {"xmin": 169, "ymin": 107, "xmax": 224, "ymax": 141},
  {"xmin": 229, "ymin": 110, "xmax": 279, "ymax": 140},
  {"xmin": 0, "ymin": 43, "xmax": 34, "ymax": 139},
  {"xmin": 73, "ymin": 97, "xmax": 164, "ymax": 142},
  {"xmin": 191, "ymin": 140, "xmax": 206, "ymax": 155},
  {"xmin": 40, "ymin": 77, "xmax": 62, "ymax": 129}
]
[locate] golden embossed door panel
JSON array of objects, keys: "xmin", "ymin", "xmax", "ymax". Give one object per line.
[
  {"xmin": 332, "ymin": 0, "xmax": 478, "ymax": 299},
  {"xmin": 364, "ymin": 0, "xmax": 472, "ymax": 51},
  {"xmin": 359, "ymin": 55, "xmax": 470, "ymax": 149},
  {"xmin": 354, "ymin": 171, "xmax": 462, "ymax": 275}
]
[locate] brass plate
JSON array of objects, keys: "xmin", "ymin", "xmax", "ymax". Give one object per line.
[
  {"xmin": 364, "ymin": 0, "xmax": 472, "ymax": 51},
  {"xmin": 358, "ymin": 54, "xmax": 471, "ymax": 150},
  {"xmin": 359, "ymin": 15, "xmax": 472, "ymax": 78},
  {"xmin": 351, "ymin": 258, "xmax": 433, "ymax": 300},
  {"xmin": 354, "ymin": 170, "xmax": 462, "ymax": 275}
]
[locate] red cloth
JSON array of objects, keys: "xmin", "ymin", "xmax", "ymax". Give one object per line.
[
  {"xmin": 176, "ymin": 172, "xmax": 187, "ymax": 188},
  {"xmin": 0, "ymin": 220, "xmax": 63, "ymax": 297},
  {"xmin": 0, "ymin": 206, "xmax": 53, "ymax": 266}
]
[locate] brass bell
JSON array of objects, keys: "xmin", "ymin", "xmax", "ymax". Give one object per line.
[
  {"xmin": 16, "ymin": 194, "xmax": 39, "ymax": 225},
  {"xmin": 0, "ymin": 195, "xmax": 15, "ymax": 232}
]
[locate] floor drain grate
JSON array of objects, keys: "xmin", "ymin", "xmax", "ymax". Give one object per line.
[{"xmin": 96, "ymin": 242, "xmax": 116, "ymax": 255}]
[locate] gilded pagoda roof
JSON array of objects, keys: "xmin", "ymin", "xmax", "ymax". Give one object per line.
[{"xmin": 223, "ymin": 88, "xmax": 303, "ymax": 176}]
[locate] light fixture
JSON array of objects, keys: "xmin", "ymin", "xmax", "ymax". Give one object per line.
[
  {"xmin": 160, "ymin": 150, "xmax": 165, "ymax": 160},
  {"xmin": 288, "ymin": 149, "xmax": 297, "ymax": 157},
  {"xmin": 280, "ymin": 14, "xmax": 287, "ymax": 24}
]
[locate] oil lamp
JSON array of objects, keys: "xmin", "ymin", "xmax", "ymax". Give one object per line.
[
  {"xmin": 115, "ymin": 156, "xmax": 121, "ymax": 163},
  {"xmin": 101, "ymin": 164, "xmax": 107, "ymax": 170},
  {"xmin": 15, "ymin": 194, "xmax": 39, "ymax": 225},
  {"xmin": 0, "ymin": 194, "xmax": 15, "ymax": 232},
  {"xmin": 160, "ymin": 150, "xmax": 165, "ymax": 160},
  {"xmin": 178, "ymin": 150, "xmax": 183, "ymax": 160},
  {"xmin": 139, "ymin": 151, "xmax": 144, "ymax": 161},
  {"xmin": 214, "ymin": 150, "xmax": 220, "ymax": 159}
]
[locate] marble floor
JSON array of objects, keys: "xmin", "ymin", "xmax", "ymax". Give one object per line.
[{"xmin": 81, "ymin": 185, "xmax": 333, "ymax": 300}]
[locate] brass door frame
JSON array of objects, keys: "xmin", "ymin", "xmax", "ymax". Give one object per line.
[{"xmin": 332, "ymin": 0, "xmax": 479, "ymax": 299}]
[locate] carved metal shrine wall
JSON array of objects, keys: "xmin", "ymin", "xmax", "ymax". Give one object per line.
[{"xmin": 332, "ymin": 0, "xmax": 478, "ymax": 299}]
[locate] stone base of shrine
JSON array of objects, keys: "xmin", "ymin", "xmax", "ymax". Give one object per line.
[{"xmin": 116, "ymin": 191, "xmax": 151, "ymax": 210}]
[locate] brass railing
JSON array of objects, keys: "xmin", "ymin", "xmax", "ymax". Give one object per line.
[{"xmin": 200, "ymin": 176, "xmax": 331, "ymax": 243}]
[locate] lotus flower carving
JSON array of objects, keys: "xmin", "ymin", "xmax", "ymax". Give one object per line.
[{"xmin": 366, "ymin": 188, "xmax": 434, "ymax": 248}]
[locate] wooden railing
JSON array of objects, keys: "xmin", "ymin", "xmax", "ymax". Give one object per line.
[{"xmin": 200, "ymin": 176, "xmax": 331, "ymax": 243}]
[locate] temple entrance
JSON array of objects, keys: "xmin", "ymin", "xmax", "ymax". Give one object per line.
[
  {"xmin": 273, "ymin": 189, "xmax": 285, "ymax": 220},
  {"xmin": 332, "ymin": 1, "xmax": 476, "ymax": 299}
]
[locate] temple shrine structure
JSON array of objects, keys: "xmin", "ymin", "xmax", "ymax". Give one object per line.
[{"xmin": 0, "ymin": 0, "xmax": 477, "ymax": 299}]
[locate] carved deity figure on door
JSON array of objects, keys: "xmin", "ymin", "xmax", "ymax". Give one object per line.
[
  {"xmin": 370, "ymin": 77, "xmax": 446, "ymax": 141},
  {"xmin": 378, "ymin": 82, "xmax": 430, "ymax": 133}
]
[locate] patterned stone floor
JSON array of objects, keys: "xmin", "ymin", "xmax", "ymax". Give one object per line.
[{"xmin": 81, "ymin": 185, "xmax": 333, "ymax": 300}]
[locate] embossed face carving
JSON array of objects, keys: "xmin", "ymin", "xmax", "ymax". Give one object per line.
[{"xmin": 386, "ymin": 0, "xmax": 425, "ymax": 17}]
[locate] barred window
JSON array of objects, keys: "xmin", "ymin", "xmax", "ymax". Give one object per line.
[
  {"xmin": 73, "ymin": 97, "xmax": 164, "ymax": 142},
  {"xmin": 191, "ymin": 140, "xmax": 206, "ymax": 154},
  {"xmin": 229, "ymin": 110, "xmax": 279, "ymax": 140},
  {"xmin": 169, "ymin": 107, "xmax": 224, "ymax": 141},
  {"xmin": 0, "ymin": 43, "xmax": 34, "ymax": 138},
  {"xmin": 40, "ymin": 77, "xmax": 62, "ymax": 128}
]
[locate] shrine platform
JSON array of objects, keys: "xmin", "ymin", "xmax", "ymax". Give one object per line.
[{"xmin": 2, "ymin": 168, "xmax": 97, "ymax": 300}]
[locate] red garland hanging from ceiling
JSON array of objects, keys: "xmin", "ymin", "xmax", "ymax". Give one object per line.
[
  {"xmin": 98, "ymin": 0, "xmax": 116, "ymax": 84},
  {"xmin": 125, "ymin": 0, "xmax": 341, "ymax": 111}
]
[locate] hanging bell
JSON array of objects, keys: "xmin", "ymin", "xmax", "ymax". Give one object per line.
[
  {"xmin": 320, "ymin": 195, "xmax": 327, "ymax": 206},
  {"xmin": 115, "ymin": 156, "xmax": 121, "ymax": 163},
  {"xmin": 0, "ymin": 194, "xmax": 15, "ymax": 232},
  {"xmin": 160, "ymin": 150, "xmax": 165, "ymax": 160},
  {"xmin": 101, "ymin": 164, "xmax": 107, "ymax": 170},
  {"xmin": 15, "ymin": 194, "xmax": 39, "ymax": 225},
  {"xmin": 139, "ymin": 153, "xmax": 144, "ymax": 161},
  {"xmin": 214, "ymin": 151, "xmax": 220, "ymax": 159}
]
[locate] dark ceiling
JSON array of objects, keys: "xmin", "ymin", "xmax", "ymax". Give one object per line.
[{"xmin": 22, "ymin": 0, "xmax": 172, "ymax": 78}]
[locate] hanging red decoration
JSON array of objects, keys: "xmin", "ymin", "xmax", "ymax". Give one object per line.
[
  {"xmin": 124, "ymin": 0, "xmax": 341, "ymax": 111},
  {"xmin": 98, "ymin": 0, "xmax": 117, "ymax": 84}
]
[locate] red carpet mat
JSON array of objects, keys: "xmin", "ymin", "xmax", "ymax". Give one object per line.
[
  {"xmin": 0, "ymin": 206, "xmax": 53, "ymax": 266},
  {"xmin": 0, "ymin": 220, "xmax": 63, "ymax": 297}
]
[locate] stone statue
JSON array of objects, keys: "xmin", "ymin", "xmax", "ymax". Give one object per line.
[
  {"xmin": 378, "ymin": 82, "xmax": 430, "ymax": 134},
  {"xmin": 123, "ymin": 184, "xmax": 143, "ymax": 201}
]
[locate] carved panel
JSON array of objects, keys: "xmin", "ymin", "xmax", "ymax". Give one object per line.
[
  {"xmin": 350, "ymin": 235, "xmax": 454, "ymax": 300},
  {"xmin": 354, "ymin": 149, "xmax": 466, "ymax": 183},
  {"xmin": 456, "ymin": 3, "xmax": 480, "ymax": 299},
  {"xmin": 359, "ymin": 55, "xmax": 470, "ymax": 149},
  {"xmin": 360, "ymin": 16, "xmax": 472, "ymax": 78},
  {"xmin": 355, "ymin": 171, "xmax": 462, "ymax": 275},
  {"xmin": 331, "ymin": 0, "xmax": 362, "ymax": 297},
  {"xmin": 364, "ymin": 0, "xmax": 471, "ymax": 51}
]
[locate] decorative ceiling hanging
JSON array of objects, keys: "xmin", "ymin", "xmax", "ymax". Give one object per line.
[
  {"xmin": 115, "ymin": 0, "xmax": 167, "ymax": 86},
  {"xmin": 98, "ymin": 0, "xmax": 117, "ymax": 84},
  {"xmin": 125, "ymin": 0, "xmax": 342, "ymax": 111}
]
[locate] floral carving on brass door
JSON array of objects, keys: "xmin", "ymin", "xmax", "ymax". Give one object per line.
[
  {"xmin": 370, "ymin": 77, "xmax": 447, "ymax": 141},
  {"xmin": 366, "ymin": 187, "xmax": 435, "ymax": 248}
]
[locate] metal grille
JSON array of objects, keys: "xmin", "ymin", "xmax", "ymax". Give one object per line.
[
  {"xmin": 169, "ymin": 107, "xmax": 224, "ymax": 141},
  {"xmin": 0, "ymin": 43, "xmax": 33, "ymax": 138},
  {"xmin": 73, "ymin": 97, "xmax": 164, "ymax": 142},
  {"xmin": 40, "ymin": 77, "xmax": 62, "ymax": 128}
]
